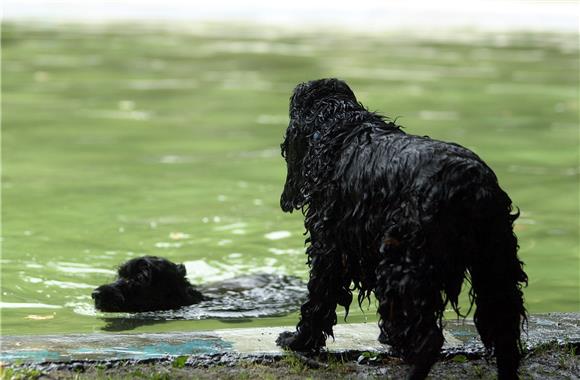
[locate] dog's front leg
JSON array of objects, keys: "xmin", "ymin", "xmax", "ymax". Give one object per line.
[{"xmin": 276, "ymin": 241, "xmax": 348, "ymax": 352}]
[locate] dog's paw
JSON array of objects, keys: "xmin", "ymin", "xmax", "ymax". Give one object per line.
[
  {"xmin": 276, "ymin": 330, "xmax": 300, "ymax": 349},
  {"xmin": 378, "ymin": 330, "xmax": 389, "ymax": 345},
  {"xmin": 276, "ymin": 330, "xmax": 325, "ymax": 352}
]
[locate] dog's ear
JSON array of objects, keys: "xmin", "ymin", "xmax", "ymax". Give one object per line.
[
  {"xmin": 176, "ymin": 264, "xmax": 187, "ymax": 278},
  {"xmin": 280, "ymin": 120, "xmax": 309, "ymax": 212}
]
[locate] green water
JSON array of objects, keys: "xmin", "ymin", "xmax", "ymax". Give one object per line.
[{"xmin": 1, "ymin": 23, "xmax": 578, "ymax": 336}]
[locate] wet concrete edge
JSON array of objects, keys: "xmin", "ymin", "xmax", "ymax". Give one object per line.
[{"xmin": 1, "ymin": 312, "xmax": 578, "ymax": 372}]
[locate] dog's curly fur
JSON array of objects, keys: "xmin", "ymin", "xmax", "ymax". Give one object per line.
[
  {"xmin": 276, "ymin": 78, "xmax": 528, "ymax": 380},
  {"xmin": 92, "ymin": 256, "xmax": 204, "ymax": 312}
]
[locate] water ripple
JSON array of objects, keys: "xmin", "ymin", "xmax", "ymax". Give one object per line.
[
  {"xmin": 79, "ymin": 274, "xmax": 307, "ymax": 326},
  {"xmin": 0, "ymin": 302, "xmax": 62, "ymax": 309}
]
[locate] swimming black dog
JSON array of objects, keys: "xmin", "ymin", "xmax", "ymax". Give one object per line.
[
  {"xmin": 92, "ymin": 256, "xmax": 307, "ymax": 316},
  {"xmin": 276, "ymin": 78, "xmax": 527, "ymax": 380},
  {"xmin": 92, "ymin": 256, "xmax": 204, "ymax": 312}
]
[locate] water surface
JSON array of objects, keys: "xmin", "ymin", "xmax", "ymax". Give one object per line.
[{"xmin": 1, "ymin": 23, "xmax": 578, "ymax": 335}]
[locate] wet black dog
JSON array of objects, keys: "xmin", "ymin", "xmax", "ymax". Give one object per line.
[
  {"xmin": 276, "ymin": 78, "xmax": 527, "ymax": 380},
  {"xmin": 92, "ymin": 256, "xmax": 204, "ymax": 312}
]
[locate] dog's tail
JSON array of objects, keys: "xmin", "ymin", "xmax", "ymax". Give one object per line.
[{"xmin": 467, "ymin": 187, "xmax": 528, "ymax": 379}]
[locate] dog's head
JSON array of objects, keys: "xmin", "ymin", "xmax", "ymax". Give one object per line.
[
  {"xmin": 288, "ymin": 78, "xmax": 357, "ymax": 122},
  {"xmin": 281, "ymin": 78, "xmax": 358, "ymax": 212},
  {"xmin": 92, "ymin": 256, "xmax": 203, "ymax": 312}
]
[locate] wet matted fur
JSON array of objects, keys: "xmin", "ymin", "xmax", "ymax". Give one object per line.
[
  {"xmin": 276, "ymin": 78, "xmax": 528, "ymax": 380},
  {"xmin": 92, "ymin": 256, "xmax": 204, "ymax": 312}
]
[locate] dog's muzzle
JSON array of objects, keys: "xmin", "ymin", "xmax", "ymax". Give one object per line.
[
  {"xmin": 280, "ymin": 189, "xmax": 304, "ymax": 213},
  {"xmin": 92, "ymin": 285, "xmax": 126, "ymax": 312},
  {"xmin": 281, "ymin": 200, "xmax": 295, "ymax": 213}
]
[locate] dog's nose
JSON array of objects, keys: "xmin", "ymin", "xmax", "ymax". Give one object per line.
[{"xmin": 91, "ymin": 289, "xmax": 101, "ymax": 300}]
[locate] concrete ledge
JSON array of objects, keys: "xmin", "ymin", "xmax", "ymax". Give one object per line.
[
  {"xmin": 1, "ymin": 313, "xmax": 578, "ymax": 364},
  {"xmin": 215, "ymin": 324, "xmax": 461, "ymax": 354}
]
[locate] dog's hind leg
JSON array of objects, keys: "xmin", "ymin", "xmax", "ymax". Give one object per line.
[
  {"xmin": 276, "ymin": 240, "xmax": 352, "ymax": 351},
  {"xmin": 469, "ymin": 211, "xmax": 527, "ymax": 380},
  {"xmin": 375, "ymin": 242, "xmax": 445, "ymax": 380}
]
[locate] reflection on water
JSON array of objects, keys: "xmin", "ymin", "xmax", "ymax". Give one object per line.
[{"xmin": 1, "ymin": 23, "xmax": 578, "ymax": 335}]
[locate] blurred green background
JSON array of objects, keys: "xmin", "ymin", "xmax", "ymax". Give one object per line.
[{"xmin": 1, "ymin": 23, "xmax": 578, "ymax": 335}]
